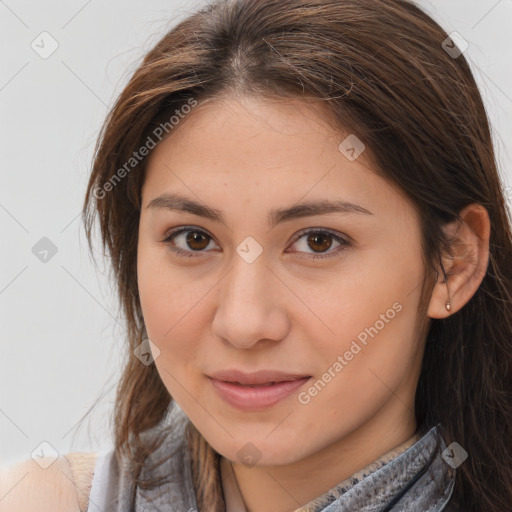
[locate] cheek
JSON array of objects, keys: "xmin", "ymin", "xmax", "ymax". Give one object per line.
[
  {"xmin": 305, "ymin": 251, "xmax": 423, "ymax": 402},
  {"xmin": 298, "ymin": 309, "xmax": 419, "ymax": 440},
  {"xmin": 137, "ymin": 244, "xmax": 208, "ymax": 374},
  {"xmin": 319, "ymin": 233, "xmax": 423, "ymax": 342},
  {"xmin": 137, "ymin": 258, "xmax": 204, "ymax": 402},
  {"xmin": 137, "ymin": 240, "xmax": 193, "ymax": 333}
]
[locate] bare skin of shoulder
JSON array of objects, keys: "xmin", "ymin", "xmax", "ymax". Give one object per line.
[{"xmin": 0, "ymin": 452, "xmax": 97, "ymax": 512}]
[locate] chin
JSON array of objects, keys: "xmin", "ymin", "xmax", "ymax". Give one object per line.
[{"xmin": 209, "ymin": 434, "xmax": 309, "ymax": 467}]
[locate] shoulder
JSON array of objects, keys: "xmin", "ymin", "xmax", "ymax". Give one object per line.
[{"xmin": 0, "ymin": 452, "xmax": 98, "ymax": 512}]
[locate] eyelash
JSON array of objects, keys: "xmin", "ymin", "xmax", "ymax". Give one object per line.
[{"xmin": 161, "ymin": 226, "xmax": 352, "ymax": 260}]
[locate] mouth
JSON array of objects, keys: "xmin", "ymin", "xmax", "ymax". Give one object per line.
[
  {"xmin": 207, "ymin": 368, "xmax": 311, "ymax": 386},
  {"xmin": 207, "ymin": 370, "xmax": 312, "ymax": 410},
  {"xmin": 229, "ymin": 382, "xmax": 284, "ymax": 387}
]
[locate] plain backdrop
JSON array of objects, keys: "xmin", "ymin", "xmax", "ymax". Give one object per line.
[{"xmin": 1, "ymin": 0, "xmax": 511, "ymax": 467}]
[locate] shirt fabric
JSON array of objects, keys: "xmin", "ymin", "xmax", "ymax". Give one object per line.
[{"xmin": 86, "ymin": 448, "xmax": 113, "ymax": 512}]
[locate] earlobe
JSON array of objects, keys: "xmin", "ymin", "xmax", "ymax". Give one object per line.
[{"xmin": 427, "ymin": 203, "xmax": 490, "ymax": 319}]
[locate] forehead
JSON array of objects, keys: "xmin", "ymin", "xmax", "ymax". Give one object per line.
[
  {"xmin": 148, "ymin": 95, "xmax": 350, "ymax": 162},
  {"xmin": 141, "ymin": 95, "xmax": 415, "ymax": 222}
]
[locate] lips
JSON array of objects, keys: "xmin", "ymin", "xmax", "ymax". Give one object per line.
[{"xmin": 207, "ymin": 369, "xmax": 312, "ymax": 410}]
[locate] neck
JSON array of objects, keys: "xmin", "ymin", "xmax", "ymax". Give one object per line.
[{"xmin": 224, "ymin": 410, "xmax": 418, "ymax": 512}]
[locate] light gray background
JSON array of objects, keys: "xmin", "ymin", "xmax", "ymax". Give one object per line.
[{"xmin": 1, "ymin": 0, "xmax": 511, "ymax": 467}]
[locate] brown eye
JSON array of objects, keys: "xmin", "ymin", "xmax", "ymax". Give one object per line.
[
  {"xmin": 162, "ymin": 227, "xmax": 217, "ymax": 258},
  {"xmin": 185, "ymin": 231, "xmax": 210, "ymax": 250},
  {"xmin": 306, "ymin": 232, "xmax": 334, "ymax": 253},
  {"xmin": 288, "ymin": 229, "xmax": 351, "ymax": 260}
]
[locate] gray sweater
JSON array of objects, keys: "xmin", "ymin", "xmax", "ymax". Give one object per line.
[{"xmin": 95, "ymin": 402, "xmax": 460, "ymax": 511}]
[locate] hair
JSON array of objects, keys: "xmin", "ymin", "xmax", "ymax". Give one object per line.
[{"xmin": 82, "ymin": 0, "xmax": 512, "ymax": 510}]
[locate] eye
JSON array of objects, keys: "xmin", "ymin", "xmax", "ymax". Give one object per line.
[
  {"xmin": 161, "ymin": 226, "xmax": 351, "ymax": 260},
  {"xmin": 287, "ymin": 228, "xmax": 351, "ymax": 260},
  {"xmin": 162, "ymin": 227, "xmax": 218, "ymax": 258}
]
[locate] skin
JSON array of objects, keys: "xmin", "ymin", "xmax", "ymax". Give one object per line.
[{"xmin": 137, "ymin": 94, "xmax": 490, "ymax": 512}]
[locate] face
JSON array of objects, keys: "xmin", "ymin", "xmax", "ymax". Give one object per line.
[{"xmin": 137, "ymin": 94, "xmax": 428, "ymax": 467}]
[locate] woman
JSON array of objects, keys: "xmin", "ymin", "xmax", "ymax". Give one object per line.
[{"xmin": 2, "ymin": 0, "xmax": 511, "ymax": 510}]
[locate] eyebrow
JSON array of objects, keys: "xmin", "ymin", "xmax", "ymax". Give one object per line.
[{"xmin": 146, "ymin": 193, "xmax": 373, "ymax": 228}]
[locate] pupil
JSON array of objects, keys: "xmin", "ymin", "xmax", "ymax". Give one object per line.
[
  {"xmin": 187, "ymin": 231, "xmax": 209, "ymax": 250},
  {"xmin": 308, "ymin": 233, "xmax": 332, "ymax": 253}
]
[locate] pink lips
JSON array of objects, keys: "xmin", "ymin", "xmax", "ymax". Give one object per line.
[{"xmin": 207, "ymin": 369, "xmax": 311, "ymax": 410}]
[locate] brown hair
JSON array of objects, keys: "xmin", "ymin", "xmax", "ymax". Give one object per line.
[{"xmin": 82, "ymin": 0, "xmax": 512, "ymax": 510}]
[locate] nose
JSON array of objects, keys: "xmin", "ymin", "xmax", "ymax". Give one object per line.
[{"xmin": 211, "ymin": 253, "xmax": 290, "ymax": 350}]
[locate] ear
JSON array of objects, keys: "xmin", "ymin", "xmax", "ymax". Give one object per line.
[{"xmin": 427, "ymin": 203, "xmax": 491, "ymax": 319}]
